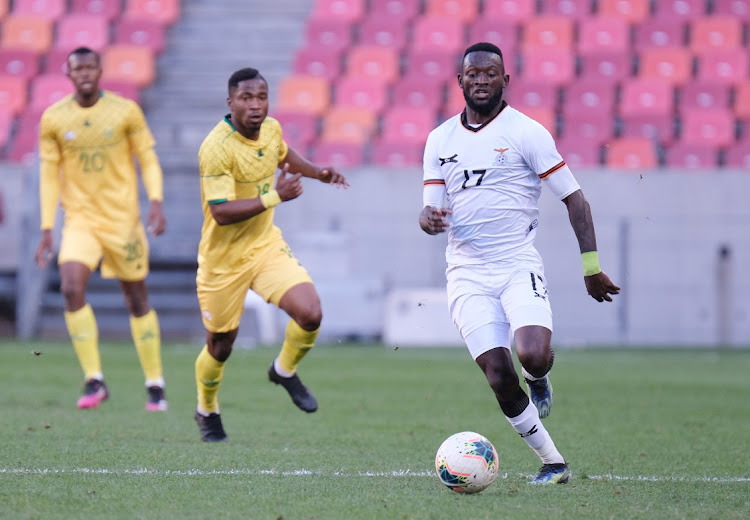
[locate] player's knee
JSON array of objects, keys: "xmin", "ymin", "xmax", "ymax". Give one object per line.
[
  {"xmin": 518, "ymin": 349, "xmax": 553, "ymax": 378},
  {"xmin": 60, "ymin": 282, "xmax": 86, "ymax": 308},
  {"xmin": 295, "ymin": 305, "xmax": 322, "ymax": 331}
]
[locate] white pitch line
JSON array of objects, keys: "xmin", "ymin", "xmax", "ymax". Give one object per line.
[{"xmin": 0, "ymin": 468, "xmax": 748, "ymax": 483}]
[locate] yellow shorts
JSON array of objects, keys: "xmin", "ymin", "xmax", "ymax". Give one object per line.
[
  {"xmin": 197, "ymin": 238, "xmax": 313, "ymax": 333},
  {"xmin": 58, "ymin": 219, "xmax": 149, "ymax": 281}
]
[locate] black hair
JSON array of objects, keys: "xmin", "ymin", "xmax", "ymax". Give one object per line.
[
  {"xmin": 228, "ymin": 67, "xmax": 266, "ymax": 94},
  {"xmin": 67, "ymin": 46, "xmax": 100, "ymax": 65},
  {"xmin": 463, "ymin": 42, "xmax": 503, "ymax": 61}
]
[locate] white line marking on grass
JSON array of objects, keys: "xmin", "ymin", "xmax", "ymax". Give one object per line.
[{"xmin": 0, "ymin": 468, "xmax": 748, "ymax": 483}]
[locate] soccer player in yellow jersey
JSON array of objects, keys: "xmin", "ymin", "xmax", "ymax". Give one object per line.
[
  {"xmin": 33, "ymin": 47, "xmax": 168, "ymax": 412},
  {"xmin": 193, "ymin": 68, "xmax": 348, "ymax": 442}
]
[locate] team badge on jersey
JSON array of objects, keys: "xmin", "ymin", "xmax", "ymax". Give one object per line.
[
  {"xmin": 64, "ymin": 131, "xmax": 76, "ymax": 141},
  {"xmin": 493, "ymin": 147, "xmax": 509, "ymax": 166}
]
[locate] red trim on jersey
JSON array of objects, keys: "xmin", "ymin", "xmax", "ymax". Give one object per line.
[
  {"xmin": 539, "ymin": 161, "xmax": 566, "ymax": 180},
  {"xmin": 424, "ymin": 179, "xmax": 446, "ymax": 185}
]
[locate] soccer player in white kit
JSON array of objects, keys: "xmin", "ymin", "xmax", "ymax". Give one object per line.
[{"xmin": 420, "ymin": 42, "xmax": 620, "ymax": 484}]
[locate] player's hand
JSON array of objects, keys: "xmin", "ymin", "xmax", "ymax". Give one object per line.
[
  {"xmin": 34, "ymin": 230, "xmax": 54, "ymax": 268},
  {"xmin": 584, "ymin": 271, "xmax": 621, "ymax": 302},
  {"xmin": 316, "ymin": 166, "xmax": 349, "ymax": 188},
  {"xmin": 147, "ymin": 200, "xmax": 167, "ymax": 237},
  {"xmin": 276, "ymin": 163, "xmax": 303, "ymax": 202},
  {"xmin": 419, "ymin": 206, "xmax": 452, "ymax": 235}
]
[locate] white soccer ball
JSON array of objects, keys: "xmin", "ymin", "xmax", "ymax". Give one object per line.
[{"xmin": 435, "ymin": 431, "xmax": 499, "ymax": 494}]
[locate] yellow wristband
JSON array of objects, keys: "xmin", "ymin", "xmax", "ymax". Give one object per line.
[
  {"xmin": 582, "ymin": 251, "xmax": 602, "ymax": 276},
  {"xmin": 260, "ymin": 190, "xmax": 282, "ymax": 209}
]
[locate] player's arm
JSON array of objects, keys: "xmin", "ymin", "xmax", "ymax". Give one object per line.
[
  {"xmin": 419, "ymin": 131, "xmax": 451, "ymax": 235},
  {"xmin": 281, "ymin": 146, "xmax": 349, "ymax": 188},
  {"xmin": 35, "ymin": 113, "xmax": 61, "ymax": 268},
  {"xmin": 209, "ymin": 163, "xmax": 302, "ymax": 226}
]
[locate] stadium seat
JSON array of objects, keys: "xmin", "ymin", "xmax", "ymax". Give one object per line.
[
  {"xmin": 273, "ymin": 110, "xmax": 318, "ymax": 151},
  {"xmin": 277, "ymin": 76, "xmax": 330, "ymax": 115},
  {"xmin": 519, "ymin": 48, "xmax": 575, "ymax": 87},
  {"xmin": 0, "ymin": 0, "xmax": 7, "ymax": 21},
  {"xmin": 425, "ymin": 0, "xmax": 480, "ymax": 23},
  {"xmin": 520, "ymin": 107, "xmax": 557, "ymax": 135},
  {"xmin": 29, "ymin": 74, "xmax": 72, "ymax": 112},
  {"xmin": 311, "ymin": 0, "xmax": 365, "ymax": 23},
  {"xmin": 358, "ymin": 15, "xmax": 408, "ymax": 50},
  {"xmin": 55, "ymin": 14, "xmax": 110, "ymax": 52},
  {"xmin": 304, "ymin": 18, "xmax": 353, "ymax": 53},
  {"xmin": 605, "ymin": 137, "xmax": 658, "ymax": 169},
  {"xmin": 115, "ymin": 18, "xmax": 166, "ymax": 54},
  {"xmin": 392, "ymin": 76, "xmax": 445, "ymax": 110},
  {"xmin": 664, "ymin": 142, "xmax": 719, "ymax": 168},
  {"xmin": 370, "ymin": 140, "xmax": 424, "ymax": 166},
  {"xmin": 311, "ymin": 141, "xmax": 364, "ymax": 166},
  {"xmin": 577, "ymin": 17, "xmax": 631, "ymax": 56},
  {"xmin": 0, "ymin": 49, "xmax": 39, "ymax": 80},
  {"xmin": 334, "ymin": 76, "xmax": 389, "ymax": 113},
  {"xmin": 540, "ymin": 0, "xmax": 592, "ymax": 18},
  {"xmin": 713, "ymin": 0, "xmax": 750, "ymax": 21},
  {"xmin": 522, "ymin": 16, "xmax": 574, "ymax": 50},
  {"xmin": 483, "ymin": 0, "xmax": 536, "ymax": 22},
  {"xmin": 689, "ymin": 17, "xmax": 742, "ymax": 54},
  {"xmin": 597, "ymin": 0, "xmax": 650, "ymax": 23},
  {"xmin": 71, "ymin": 0, "xmax": 122, "ymax": 21},
  {"xmin": 680, "ymin": 82, "xmax": 730, "ymax": 111},
  {"xmin": 293, "ymin": 47, "xmax": 343, "ymax": 81},
  {"xmin": 12, "ymin": 0, "xmax": 66, "ymax": 21},
  {"xmin": 345, "ymin": 45, "xmax": 400, "ymax": 84},
  {"xmin": 369, "ymin": 0, "xmax": 420, "ymax": 19},
  {"xmin": 679, "ymin": 109, "xmax": 735, "ymax": 147},
  {"xmin": 734, "ymin": 81, "xmax": 750, "ymax": 121},
  {"xmin": 43, "ymin": 48, "xmax": 69, "ymax": 74},
  {"xmin": 638, "ymin": 47, "xmax": 693, "ymax": 86},
  {"xmin": 379, "ymin": 106, "xmax": 435, "ymax": 144},
  {"xmin": 467, "ymin": 19, "xmax": 519, "ymax": 57},
  {"xmin": 100, "ymin": 79, "xmax": 140, "ymax": 103},
  {"xmin": 561, "ymin": 111, "xmax": 615, "ymax": 145},
  {"xmin": 320, "ymin": 107, "xmax": 377, "ymax": 144},
  {"xmin": 1, "ymin": 14, "xmax": 54, "ymax": 54},
  {"xmin": 444, "ymin": 82, "xmax": 465, "ymax": 117},
  {"xmin": 578, "ymin": 51, "xmax": 634, "ymax": 82},
  {"xmin": 696, "ymin": 49, "xmax": 748, "ymax": 86},
  {"xmin": 102, "ymin": 45, "xmax": 155, "ymax": 87},
  {"xmin": 634, "ymin": 19, "xmax": 687, "ymax": 51},
  {"xmin": 0, "ymin": 107, "xmax": 11, "ymax": 150},
  {"xmin": 555, "ymin": 137, "xmax": 602, "ymax": 167},
  {"xmin": 563, "ymin": 79, "xmax": 617, "ymax": 115},
  {"xmin": 0, "ymin": 75, "xmax": 28, "ymax": 115},
  {"xmin": 620, "ymin": 113, "xmax": 676, "ymax": 143},
  {"xmin": 653, "ymin": 0, "xmax": 708, "ymax": 20},
  {"xmin": 6, "ymin": 121, "xmax": 38, "ymax": 162},
  {"xmin": 506, "ymin": 79, "xmax": 558, "ymax": 110},
  {"xmin": 412, "ymin": 16, "xmax": 465, "ymax": 54},
  {"xmin": 723, "ymin": 143, "xmax": 750, "ymax": 168},
  {"xmin": 125, "ymin": 0, "xmax": 180, "ymax": 26},
  {"xmin": 403, "ymin": 49, "xmax": 460, "ymax": 87},
  {"xmin": 620, "ymin": 78, "xmax": 674, "ymax": 117}
]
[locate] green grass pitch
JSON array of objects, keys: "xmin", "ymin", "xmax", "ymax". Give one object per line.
[{"xmin": 1, "ymin": 340, "xmax": 748, "ymax": 519}]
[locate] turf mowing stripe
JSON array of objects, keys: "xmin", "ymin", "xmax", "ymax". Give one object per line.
[{"xmin": 0, "ymin": 468, "xmax": 748, "ymax": 482}]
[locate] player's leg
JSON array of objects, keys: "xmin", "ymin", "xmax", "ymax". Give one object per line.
[{"xmin": 58, "ymin": 224, "xmax": 108, "ymax": 409}]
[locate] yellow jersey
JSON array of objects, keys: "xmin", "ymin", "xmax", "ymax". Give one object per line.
[
  {"xmin": 198, "ymin": 115, "xmax": 289, "ymax": 273},
  {"xmin": 39, "ymin": 91, "xmax": 159, "ymax": 230}
]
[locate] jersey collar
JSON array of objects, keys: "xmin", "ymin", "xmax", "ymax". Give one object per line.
[{"xmin": 461, "ymin": 100, "xmax": 508, "ymax": 133}]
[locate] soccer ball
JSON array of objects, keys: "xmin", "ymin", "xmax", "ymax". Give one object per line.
[{"xmin": 435, "ymin": 431, "xmax": 498, "ymax": 494}]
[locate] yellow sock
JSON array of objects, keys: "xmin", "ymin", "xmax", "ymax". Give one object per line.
[
  {"xmin": 195, "ymin": 345, "xmax": 225, "ymax": 413},
  {"xmin": 277, "ymin": 319, "xmax": 319, "ymax": 375},
  {"xmin": 64, "ymin": 304, "xmax": 101, "ymax": 381},
  {"xmin": 130, "ymin": 309, "xmax": 163, "ymax": 386}
]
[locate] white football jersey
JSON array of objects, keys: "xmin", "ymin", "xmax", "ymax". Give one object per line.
[{"xmin": 423, "ymin": 103, "xmax": 580, "ymax": 265}]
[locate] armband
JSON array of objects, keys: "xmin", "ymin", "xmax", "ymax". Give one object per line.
[
  {"xmin": 260, "ymin": 190, "xmax": 282, "ymax": 209},
  {"xmin": 581, "ymin": 251, "xmax": 602, "ymax": 276}
]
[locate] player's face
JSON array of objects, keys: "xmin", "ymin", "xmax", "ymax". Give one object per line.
[
  {"xmin": 459, "ymin": 52, "xmax": 508, "ymax": 116},
  {"xmin": 67, "ymin": 53, "xmax": 101, "ymax": 97},
  {"xmin": 228, "ymin": 78, "xmax": 269, "ymax": 137}
]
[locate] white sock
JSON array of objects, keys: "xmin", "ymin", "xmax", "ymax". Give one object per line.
[
  {"xmin": 196, "ymin": 406, "xmax": 218, "ymax": 417},
  {"xmin": 521, "ymin": 366, "xmax": 548, "ymax": 382},
  {"xmin": 506, "ymin": 402, "xmax": 565, "ymax": 464},
  {"xmin": 145, "ymin": 377, "xmax": 165, "ymax": 388},
  {"xmin": 273, "ymin": 358, "xmax": 294, "ymax": 378}
]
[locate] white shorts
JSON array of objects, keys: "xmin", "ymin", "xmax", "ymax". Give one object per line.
[{"xmin": 447, "ymin": 261, "xmax": 553, "ymax": 360}]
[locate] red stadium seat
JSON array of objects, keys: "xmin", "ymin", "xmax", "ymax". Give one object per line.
[
  {"xmin": 29, "ymin": 74, "xmax": 72, "ymax": 112},
  {"xmin": 12, "ymin": 0, "xmax": 66, "ymax": 21},
  {"xmin": 320, "ymin": 107, "xmax": 377, "ymax": 144},
  {"xmin": 115, "ymin": 18, "xmax": 166, "ymax": 53},
  {"xmin": 467, "ymin": 19, "xmax": 519, "ymax": 57},
  {"xmin": 403, "ymin": 49, "xmax": 460, "ymax": 87},
  {"xmin": 598, "ymin": 0, "xmax": 650, "ymax": 23},
  {"xmin": 690, "ymin": 16, "xmax": 742, "ymax": 54},
  {"xmin": 563, "ymin": 79, "xmax": 617, "ymax": 115},
  {"xmin": 370, "ymin": 140, "xmax": 424, "ymax": 166},
  {"xmin": 125, "ymin": 0, "xmax": 180, "ymax": 26},
  {"xmin": 277, "ymin": 75, "xmax": 331, "ymax": 115},
  {"xmin": 0, "ymin": 49, "xmax": 39, "ymax": 80},
  {"xmin": 723, "ymin": 143, "xmax": 750, "ymax": 168},
  {"xmin": 620, "ymin": 114, "xmax": 676, "ymax": 143},
  {"xmin": 0, "ymin": 0, "xmax": 7, "ymax": 21},
  {"xmin": 555, "ymin": 137, "xmax": 602, "ymax": 167},
  {"xmin": 540, "ymin": 0, "xmax": 592, "ymax": 18},
  {"xmin": 273, "ymin": 111, "xmax": 318, "ymax": 151},
  {"xmin": 293, "ymin": 46, "xmax": 343, "ymax": 81},
  {"xmin": 311, "ymin": 141, "xmax": 364, "ymax": 167},
  {"xmin": 620, "ymin": 78, "xmax": 674, "ymax": 117},
  {"xmin": 102, "ymin": 45, "xmax": 155, "ymax": 87},
  {"xmin": 578, "ymin": 51, "xmax": 634, "ymax": 82},
  {"xmin": 483, "ymin": 0, "xmax": 535, "ymax": 22},
  {"xmin": 345, "ymin": 45, "xmax": 400, "ymax": 84},
  {"xmin": 521, "ymin": 107, "xmax": 557, "ymax": 135},
  {"xmin": 664, "ymin": 143, "xmax": 719, "ymax": 168},
  {"xmin": 311, "ymin": 0, "xmax": 365, "ymax": 23},
  {"xmin": 426, "ymin": 0, "xmax": 480, "ymax": 23},
  {"xmin": 304, "ymin": 18, "xmax": 353, "ymax": 53},
  {"xmin": 734, "ymin": 81, "xmax": 750, "ymax": 121},
  {"xmin": 577, "ymin": 16, "xmax": 630, "ymax": 56},
  {"xmin": 522, "ymin": 16, "xmax": 574, "ymax": 50},
  {"xmin": 1, "ymin": 14, "xmax": 54, "ymax": 54},
  {"xmin": 561, "ymin": 111, "xmax": 615, "ymax": 145},
  {"xmin": 506, "ymin": 80, "xmax": 558, "ymax": 110},
  {"xmin": 634, "ymin": 19, "xmax": 687, "ymax": 51},
  {"xmin": 393, "ymin": 76, "xmax": 445, "ymax": 110},
  {"xmin": 713, "ymin": 0, "xmax": 750, "ymax": 21},
  {"xmin": 380, "ymin": 107, "xmax": 435, "ymax": 144},
  {"xmin": 334, "ymin": 76, "xmax": 389, "ymax": 113},
  {"xmin": 638, "ymin": 47, "xmax": 693, "ymax": 86},
  {"xmin": 605, "ymin": 137, "xmax": 658, "ymax": 169},
  {"xmin": 680, "ymin": 82, "xmax": 731, "ymax": 111},
  {"xmin": 43, "ymin": 48, "xmax": 69, "ymax": 74},
  {"xmin": 412, "ymin": 16, "xmax": 465, "ymax": 54},
  {"xmin": 369, "ymin": 0, "xmax": 420, "ymax": 19},
  {"xmin": 444, "ymin": 81, "xmax": 466, "ymax": 117},
  {"xmin": 519, "ymin": 48, "xmax": 575, "ymax": 87},
  {"xmin": 653, "ymin": 0, "xmax": 708, "ymax": 20},
  {"xmin": 679, "ymin": 109, "xmax": 735, "ymax": 147},
  {"xmin": 70, "ymin": 0, "xmax": 122, "ymax": 21},
  {"xmin": 55, "ymin": 14, "xmax": 110, "ymax": 52},
  {"xmin": 0, "ymin": 75, "xmax": 29, "ymax": 115},
  {"xmin": 100, "ymin": 80, "xmax": 140, "ymax": 103},
  {"xmin": 696, "ymin": 49, "xmax": 748, "ymax": 86},
  {"xmin": 358, "ymin": 15, "xmax": 408, "ymax": 50},
  {"xmin": 6, "ymin": 114, "xmax": 39, "ymax": 163}
]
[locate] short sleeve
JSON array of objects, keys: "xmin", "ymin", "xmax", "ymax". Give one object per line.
[
  {"xmin": 422, "ymin": 130, "xmax": 445, "ymax": 185},
  {"xmin": 126, "ymin": 101, "xmax": 156, "ymax": 154},
  {"xmin": 199, "ymin": 141, "xmax": 236, "ymax": 203},
  {"xmin": 520, "ymin": 120, "xmax": 565, "ymax": 177},
  {"xmin": 38, "ymin": 111, "xmax": 60, "ymax": 163}
]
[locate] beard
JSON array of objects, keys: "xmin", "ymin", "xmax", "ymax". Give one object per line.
[{"xmin": 463, "ymin": 88, "xmax": 504, "ymax": 116}]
